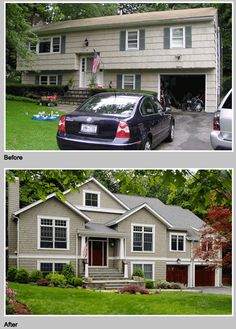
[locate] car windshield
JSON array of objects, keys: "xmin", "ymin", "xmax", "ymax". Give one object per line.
[{"xmin": 77, "ymin": 94, "xmax": 140, "ymax": 117}]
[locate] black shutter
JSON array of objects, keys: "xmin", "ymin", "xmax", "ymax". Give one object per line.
[
  {"xmin": 58, "ymin": 75, "xmax": 62, "ymax": 85},
  {"xmin": 164, "ymin": 27, "xmax": 170, "ymax": 49},
  {"xmin": 117, "ymin": 74, "xmax": 122, "ymax": 89},
  {"xmin": 135, "ymin": 74, "xmax": 141, "ymax": 90},
  {"xmin": 185, "ymin": 26, "xmax": 192, "ymax": 48},
  {"xmin": 61, "ymin": 35, "xmax": 66, "ymax": 53},
  {"xmin": 139, "ymin": 29, "xmax": 145, "ymax": 50},
  {"xmin": 120, "ymin": 31, "xmax": 126, "ymax": 51},
  {"xmin": 35, "ymin": 75, "xmax": 39, "ymax": 85}
]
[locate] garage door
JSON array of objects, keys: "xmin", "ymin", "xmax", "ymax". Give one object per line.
[
  {"xmin": 166, "ymin": 265, "xmax": 188, "ymax": 285},
  {"xmin": 195, "ymin": 265, "xmax": 215, "ymax": 286}
]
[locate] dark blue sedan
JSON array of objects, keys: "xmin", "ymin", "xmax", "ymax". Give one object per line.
[{"xmin": 57, "ymin": 92, "xmax": 175, "ymax": 150}]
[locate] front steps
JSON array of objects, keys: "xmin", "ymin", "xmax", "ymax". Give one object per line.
[{"xmin": 60, "ymin": 88, "xmax": 92, "ymax": 105}]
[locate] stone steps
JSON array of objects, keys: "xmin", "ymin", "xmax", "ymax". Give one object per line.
[
  {"xmin": 84, "ymin": 279, "xmax": 143, "ymax": 291},
  {"xmin": 60, "ymin": 88, "xmax": 92, "ymax": 105}
]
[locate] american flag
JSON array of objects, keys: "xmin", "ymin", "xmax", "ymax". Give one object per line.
[
  {"xmin": 92, "ymin": 49, "xmax": 101, "ymax": 74},
  {"xmin": 83, "ymin": 243, "xmax": 88, "ymax": 259}
]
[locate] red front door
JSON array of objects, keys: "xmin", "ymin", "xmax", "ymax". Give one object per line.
[{"xmin": 88, "ymin": 240, "xmax": 107, "ymax": 266}]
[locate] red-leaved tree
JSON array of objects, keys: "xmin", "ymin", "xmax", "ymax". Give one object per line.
[{"xmin": 194, "ymin": 206, "xmax": 232, "ymax": 269}]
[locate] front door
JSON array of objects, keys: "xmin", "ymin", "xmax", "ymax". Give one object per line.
[
  {"xmin": 88, "ymin": 240, "xmax": 107, "ymax": 266},
  {"xmin": 80, "ymin": 56, "xmax": 104, "ymax": 88}
]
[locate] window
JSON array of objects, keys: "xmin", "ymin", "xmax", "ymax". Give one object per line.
[
  {"xmin": 170, "ymin": 233, "xmax": 185, "ymax": 251},
  {"xmin": 39, "ymin": 75, "xmax": 58, "ymax": 86},
  {"xmin": 140, "ymin": 98, "xmax": 156, "ymax": 116},
  {"xmin": 171, "ymin": 27, "xmax": 185, "ymax": 48},
  {"xmin": 29, "ymin": 41, "xmax": 37, "ymax": 52},
  {"xmin": 123, "ymin": 75, "xmax": 135, "ymax": 90},
  {"xmin": 40, "ymin": 262, "xmax": 67, "ymax": 276},
  {"xmin": 222, "ymin": 92, "xmax": 232, "ymax": 109},
  {"xmin": 39, "ymin": 217, "xmax": 69, "ymax": 249},
  {"xmin": 38, "ymin": 36, "xmax": 61, "ymax": 54},
  {"xmin": 132, "ymin": 225, "xmax": 154, "ymax": 252},
  {"xmin": 132, "ymin": 263, "xmax": 154, "ymax": 280},
  {"xmin": 83, "ymin": 190, "xmax": 100, "ymax": 207},
  {"xmin": 127, "ymin": 30, "xmax": 139, "ymax": 49}
]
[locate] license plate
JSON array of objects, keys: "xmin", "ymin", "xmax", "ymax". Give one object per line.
[{"xmin": 81, "ymin": 124, "xmax": 97, "ymax": 134}]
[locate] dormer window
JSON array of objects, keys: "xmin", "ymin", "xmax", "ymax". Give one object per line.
[{"xmin": 83, "ymin": 190, "xmax": 100, "ymax": 208}]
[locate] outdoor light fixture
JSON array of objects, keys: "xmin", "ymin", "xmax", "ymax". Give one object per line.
[
  {"xmin": 175, "ymin": 54, "xmax": 181, "ymax": 60},
  {"xmin": 176, "ymin": 258, "xmax": 181, "ymax": 263},
  {"xmin": 84, "ymin": 38, "xmax": 89, "ymax": 47},
  {"xmin": 109, "ymin": 239, "xmax": 115, "ymax": 247}
]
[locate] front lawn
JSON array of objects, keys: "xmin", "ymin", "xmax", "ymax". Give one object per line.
[
  {"xmin": 9, "ymin": 283, "xmax": 232, "ymax": 315},
  {"xmin": 6, "ymin": 100, "xmax": 62, "ymax": 150}
]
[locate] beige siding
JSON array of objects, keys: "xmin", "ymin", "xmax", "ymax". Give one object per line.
[
  {"xmin": 82, "ymin": 211, "xmax": 119, "ymax": 223},
  {"xmin": 18, "ymin": 258, "xmax": 76, "ymax": 274},
  {"xmin": 19, "ymin": 198, "xmax": 85, "ymax": 256},
  {"xmin": 128, "ymin": 260, "xmax": 166, "ymax": 280},
  {"xmin": 117, "ymin": 208, "xmax": 167, "ymax": 258},
  {"xmin": 8, "ymin": 180, "xmax": 20, "ymax": 256},
  {"xmin": 21, "ymin": 71, "xmax": 79, "ymax": 87},
  {"xmin": 66, "ymin": 180, "xmax": 127, "ymax": 211}
]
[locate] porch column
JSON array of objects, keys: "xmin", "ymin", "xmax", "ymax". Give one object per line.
[
  {"xmin": 81, "ymin": 236, "xmax": 86, "ymax": 258},
  {"xmin": 215, "ymin": 266, "xmax": 222, "ymax": 287},
  {"xmin": 124, "ymin": 262, "xmax": 128, "ymax": 279},
  {"xmin": 188, "ymin": 262, "xmax": 194, "ymax": 288},
  {"xmin": 119, "ymin": 238, "xmax": 125, "ymax": 259},
  {"xmin": 84, "ymin": 262, "xmax": 89, "ymax": 278}
]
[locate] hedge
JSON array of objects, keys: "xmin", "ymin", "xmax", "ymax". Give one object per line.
[
  {"xmin": 6, "ymin": 83, "xmax": 68, "ymax": 98},
  {"xmin": 6, "ymin": 94, "xmax": 39, "ymax": 103}
]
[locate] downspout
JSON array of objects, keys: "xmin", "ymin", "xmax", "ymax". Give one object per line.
[
  {"xmin": 12, "ymin": 215, "xmax": 20, "ymax": 269},
  {"xmin": 75, "ymin": 233, "xmax": 78, "ymax": 277}
]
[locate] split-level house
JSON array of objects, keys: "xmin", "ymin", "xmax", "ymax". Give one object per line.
[
  {"xmin": 8, "ymin": 177, "xmax": 222, "ymax": 287},
  {"xmin": 17, "ymin": 7, "xmax": 221, "ymax": 113}
]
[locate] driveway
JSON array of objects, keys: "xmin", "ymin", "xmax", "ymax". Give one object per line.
[
  {"xmin": 191, "ymin": 287, "xmax": 232, "ymax": 295},
  {"xmin": 156, "ymin": 109, "xmax": 214, "ymax": 150}
]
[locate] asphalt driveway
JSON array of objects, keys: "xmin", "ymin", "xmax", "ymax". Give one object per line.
[
  {"xmin": 156, "ymin": 109, "xmax": 214, "ymax": 150},
  {"xmin": 192, "ymin": 287, "xmax": 232, "ymax": 295}
]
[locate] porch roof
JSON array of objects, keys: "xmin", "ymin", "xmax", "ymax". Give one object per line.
[{"xmin": 78, "ymin": 222, "xmax": 127, "ymax": 238}]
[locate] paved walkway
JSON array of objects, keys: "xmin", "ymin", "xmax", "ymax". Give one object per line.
[
  {"xmin": 156, "ymin": 108, "xmax": 214, "ymax": 150},
  {"xmin": 190, "ymin": 287, "xmax": 232, "ymax": 295}
]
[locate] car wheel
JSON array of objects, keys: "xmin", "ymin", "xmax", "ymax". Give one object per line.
[
  {"xmin": 166, "ymin": 123, "xmax": 175, "ymax": 142},
  {"xmin": 143, "ymin": 138, "xmax": 152, "ymax": 150}
]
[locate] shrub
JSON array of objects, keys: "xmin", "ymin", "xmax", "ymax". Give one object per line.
[
  {"xmin": 145, "ymin": 280, "xmax": 155, "ymax": 289},
  {"xmin": 29, "ymin": 270, "xmax": 43, "ymax": 282},
  {"xmin": 132, "ymin": 267, "xmax": 144, "ymax": 278},
  {"xmin": 6, "ymin": 282, "xmax": 16, "ymax": 314},
  {"xmin": 71, "ymin": 277, "xmax": 83, "ymax": 287},
  {"xmin": 170, "ymin": 282, "xmax": 183, "ymax": 290},
  {"xmin": 37, "ymin": 278, "xmax": 49, "ymax": 286},
  {"xmin": 15, "ymin": 268, "xmax": 29, "ymax": 283},
  {"xmin": 6, "ymin": 94, "xmax": 39, "ymax": 103},
  {"xmin": 119, "ymin": 284, "xmax": 149, "ymax": 295},
  {"xmin": 7, "ymin": 267, "xmax": 17, "ymax": 282},
  {"xmin": 46, "ymin": 273, "xmax": 67, "ymax": 287},
  {"xmin": 6, "ymin": 83, "xmax": 68, "ymax": 98},
  {"xmin": 62, "ymin": 263, "xmax": 75, "ymax": 284},
  {"xmin": 156, "ymin": 280, "xmax": 171, "ymax": 289}
]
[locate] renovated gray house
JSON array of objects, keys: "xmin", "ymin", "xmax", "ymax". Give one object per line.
[
  {"xmin": 17, "ymin": 7, "xmax": 221, "ymax": 112},
  {"xmin": 8, "ymin": 177, "xmax": 222, "ymax": 287}
]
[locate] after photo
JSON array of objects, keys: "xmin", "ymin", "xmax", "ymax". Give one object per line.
[{"xmin": 5, "ymin": 169, "xmax": 232, "ymax": 315}]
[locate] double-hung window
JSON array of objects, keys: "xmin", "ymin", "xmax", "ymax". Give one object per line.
[
  {"xmin": 126, "ymin": 30, "xmax": 139, "ymax": 49},
  {"xmin": 171, "ymin": 27, "xmax": 185, "ymax": 48},
  {"xmin": 38, "ymin": 36, "xmax": 61, "ymax": 54},
  {"xmin": 123, "ymin": 75, "xmax": 135, "ymax": 90},
  {"xmin": 39, "ymin": 75, "xmax": 58, "ymax": 86},
  {"xmin": 39, "ymin": 262, "xmax": 68, "ymax": 276},
  {"xmin": 132, "ymin": 263, "xmax": 154, "ymax": 280},
  {"xmin": 39, "ymin": 217, "xmax": 69, "ymax": 249},
  {"xmin": 132, "ymin": 224, "xmax": 154, "ymax": 252},
  {"xmin": 170, "ymin": 233, "xmax": 185, "ymax": 252}
]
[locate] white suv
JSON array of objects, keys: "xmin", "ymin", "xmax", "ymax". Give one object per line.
[{"xmin": 210, "ymin": 89, "xmax": 232, "ymax": 150}]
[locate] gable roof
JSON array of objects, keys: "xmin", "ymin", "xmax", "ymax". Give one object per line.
[
  {"xmin": 14, "ymin": 196, "xmax": 91, "ymax": 223},
  {"xmin": 114, "ymin": 194, "xmax": 205, "ymax": 231},
  {"xmin": 107, "ymin": 203, "xmax": 173, "ymax": 228},
  {"xmin": 33, "ymin": 7, "xmax": 217, "ymax": 35}
]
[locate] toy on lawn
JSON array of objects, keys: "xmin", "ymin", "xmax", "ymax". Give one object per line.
[
  {"xmin": 39, "ymin": 95, "xmax": 60, "ymax": 107},
  {"xmin": 32, "ymin": 110, "xmax": 60, "ymax": 122}
]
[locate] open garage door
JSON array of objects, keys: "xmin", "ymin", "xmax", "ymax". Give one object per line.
[
  {"xmin": 166, "ymin": 265, "xmax": 188, "ymax": 285},
  {"xmin": 195, "ymin": 265, "xmax": 215, "ymax": 286},
  {"xmin": 160, "ymin": 75, "xmax": 205, "ymax": 110}
]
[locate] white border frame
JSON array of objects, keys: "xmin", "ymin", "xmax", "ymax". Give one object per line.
[
  {"xmin": 170, "ymin": 26, "xmax": 186, "ymax": 49},
  {"xmin": 82, "ymin": 189, "xmax": 101, "ymax": 208},
  {"xmin": 125, "ymin": 29, "xmax": 140, "ymax": 50},
  {"xmin": 169, "ymin": 232, "xmax": 186, "ymax": 252}
]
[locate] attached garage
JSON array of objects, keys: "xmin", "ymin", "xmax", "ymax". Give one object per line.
[
  {"xmin": 195, "ymin": 265, "xmax": 215, "ymax": 286},
  {"xmin": 166, "ymin": 265, "xmax": 188, "ymax": 285},
  {"xmin": 160, "ymin": 74, "xmax": 205, "ymax": 110}
]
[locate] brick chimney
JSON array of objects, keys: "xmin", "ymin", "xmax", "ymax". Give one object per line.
[{"xmin": 7, "ymin": 178, "xmax": 20, "ymax": 260}]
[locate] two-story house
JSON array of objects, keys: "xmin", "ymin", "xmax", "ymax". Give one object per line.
[
  {"xmin": 8, "ymin": 177, "xmax": 222, "ymax": 287},
  {"xmin": 17, "ymin": 7, "xmax": 221, "ymax": 113}
]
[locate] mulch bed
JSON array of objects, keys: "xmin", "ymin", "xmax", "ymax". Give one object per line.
[{"xmin": 14, "ymin": 301, "xmax": 31, "ymax": 315}]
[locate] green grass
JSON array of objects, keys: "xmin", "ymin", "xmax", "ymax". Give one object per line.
[
  {"xmin": 9, "ymin": 283, "xmax": 232, "ymax": 315},
  {"xmin": 6, "ymin": 100, "xmax": 63, "ymax": 150}
]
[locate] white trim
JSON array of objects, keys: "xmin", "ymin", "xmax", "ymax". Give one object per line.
[
  {"xmin": 34, "ymin": 35, "xmax": 62, "ymax": 54},
  {"xmin": 37, "ymin": 260, "xmax": 70, "ymax": 273},
  {"xmin": 126, "ymin": 29, "xmax": 139, "ymax": 50},
  {"xmin": 10, "ymin": 254, "xmax": 79, "ymax": 259},
  {"xmin": 39, "ymin": 74, "xmax": 58, "ymax": 86},
  {"xmin": 122, "ymin": 74, "xmax": 136, "ymax": 90},
  {"xmin": 76, "ymin": 205, "xmax": 125, "ymax": 214},
  {"xmin": 131, "ymin": 223, "xmax": 155, "ymax": 253},
  {"xmin": 169, "ymin": 232, "xmax": 186, "ymax": 252},
  {"xmin": 131, "ymin": 261, "xmax": 155, "ymax": 280},
  {"xmin": 170, "ymin": 26, "xmax": 185, "ymax": 49},
  {"xmin": 37, "ymin": 215, "xmax": 70, "ymax": 251},
  {"xmin": 83, "ymin": 189, "xmax": 101, "ymax": 208},
  {"xmin": 108, "ymin": 203, "xmax": 172, "ymax": 228}
]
